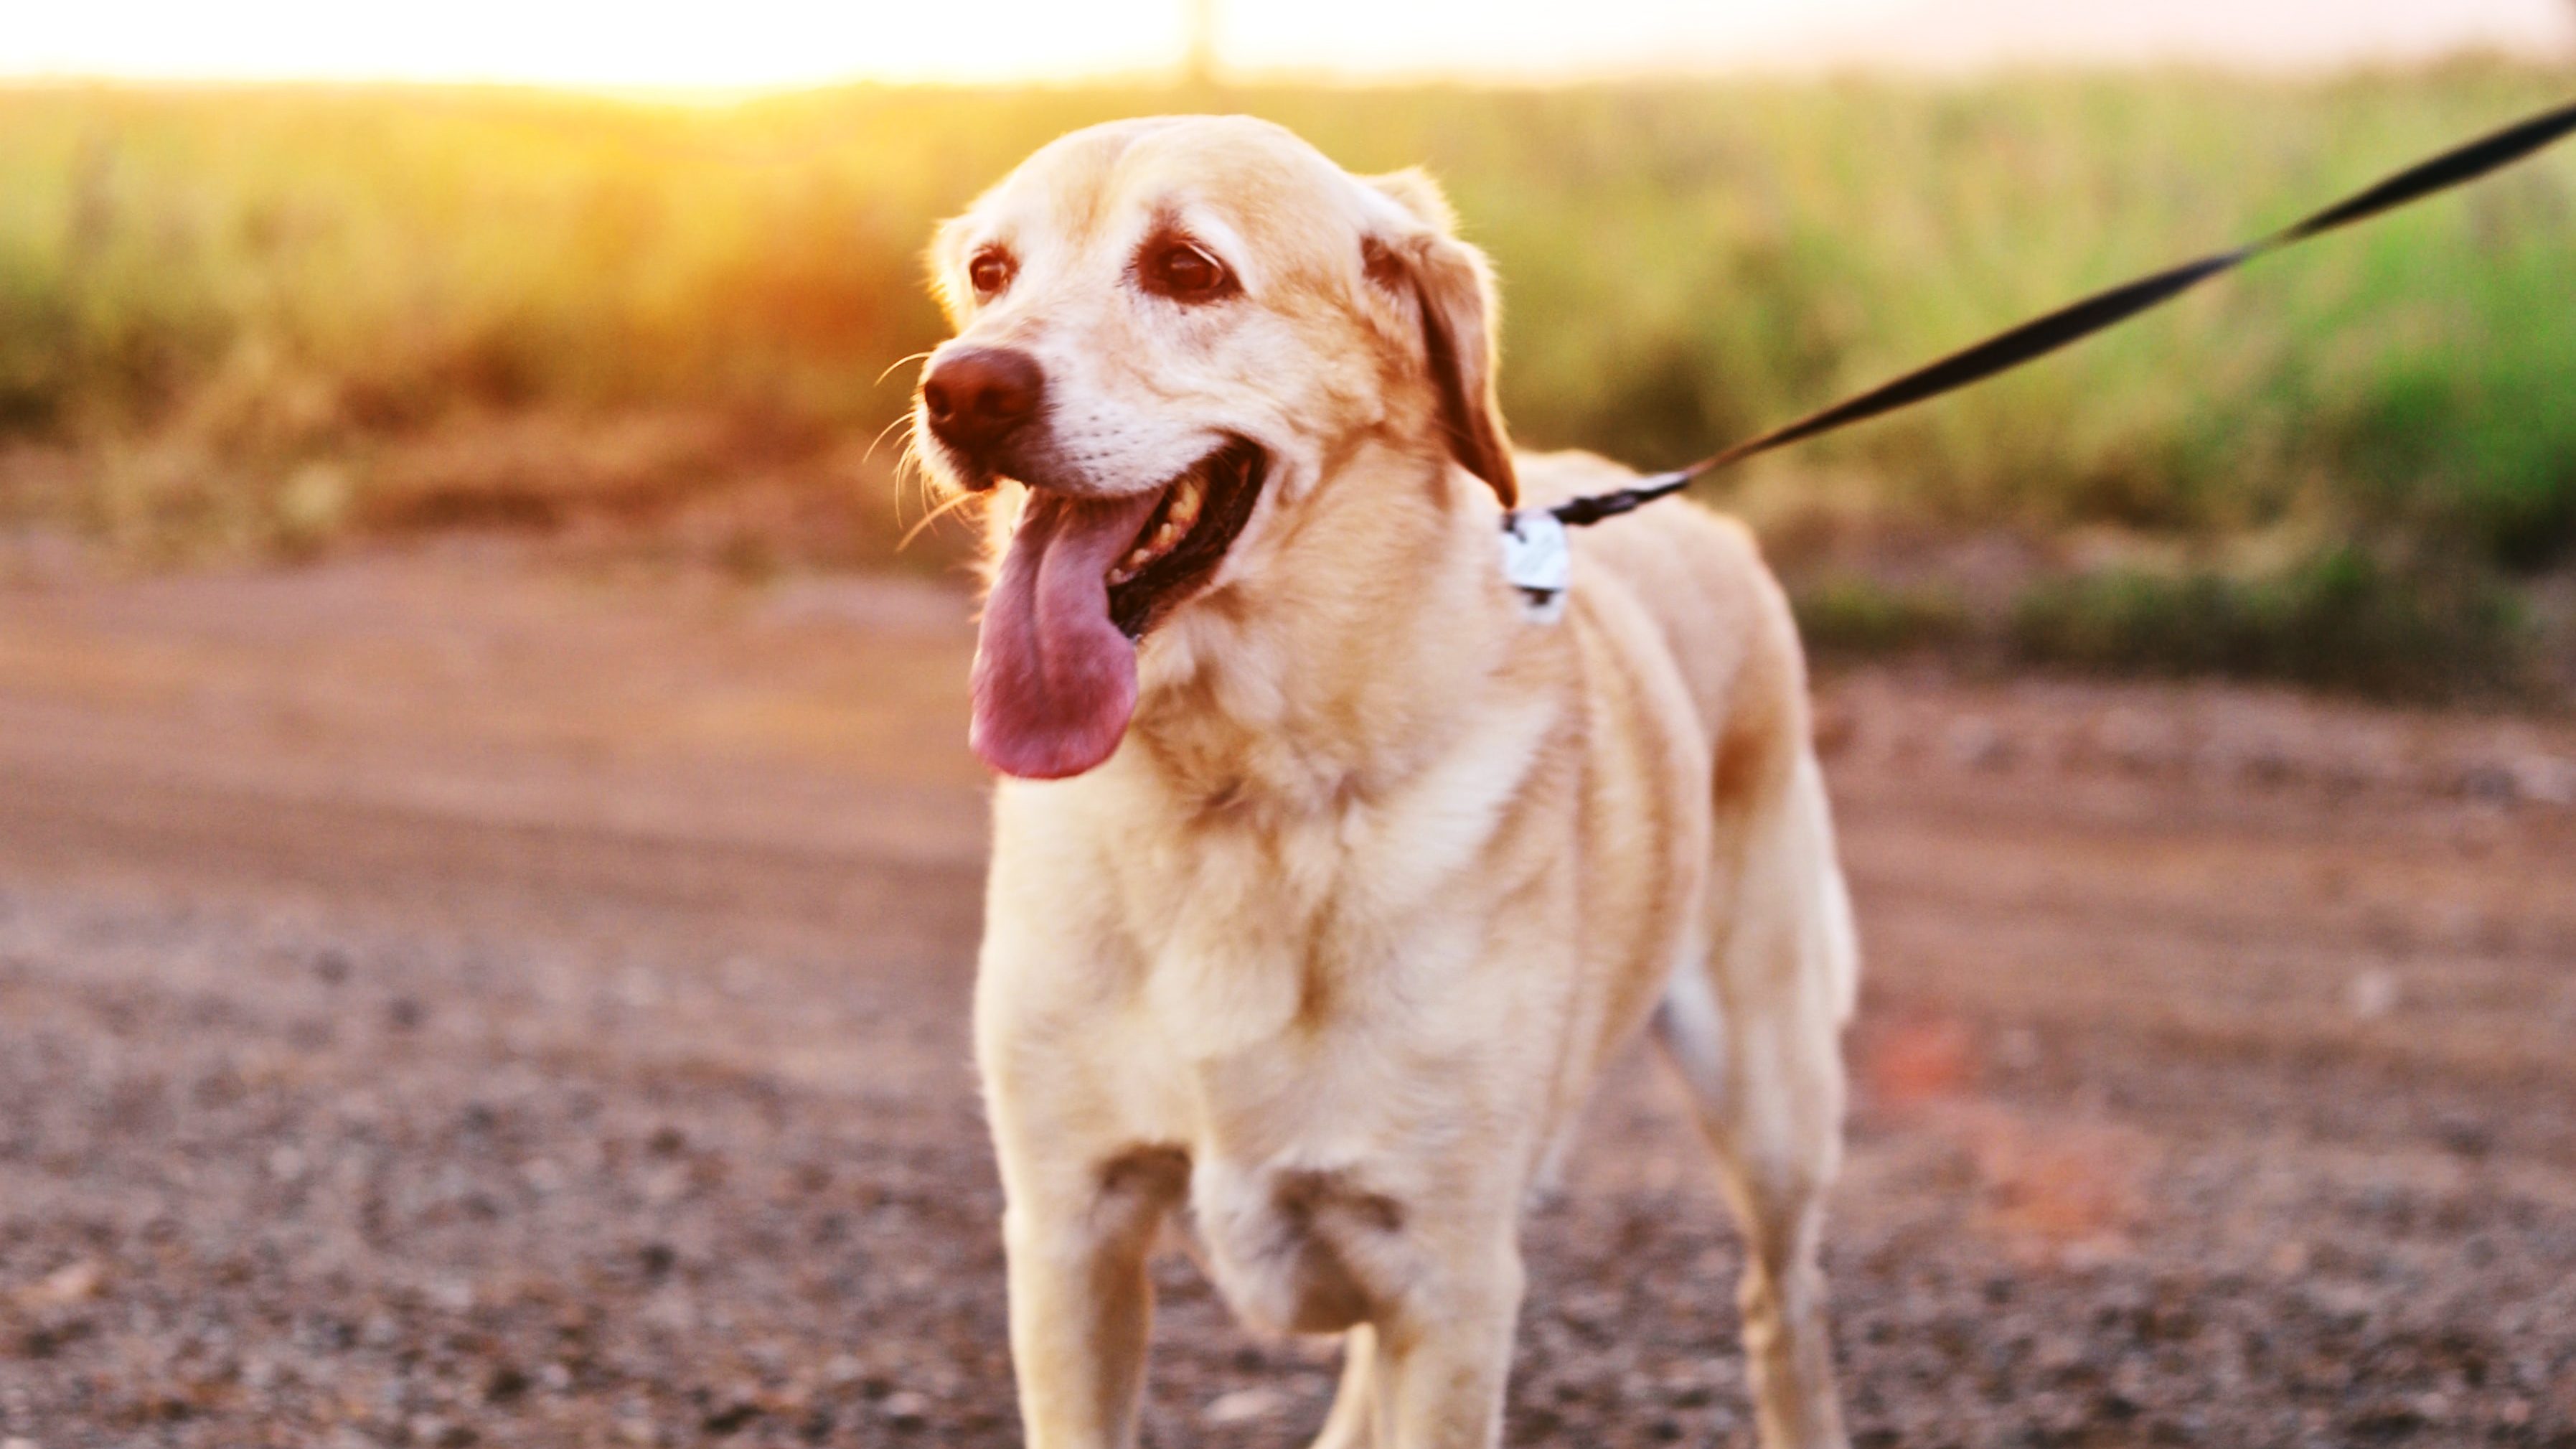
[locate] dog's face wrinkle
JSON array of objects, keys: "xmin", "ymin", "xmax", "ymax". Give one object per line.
[
  {"xmin": 925, "ymin": 121, "xmax": 1409, "ymax": 514},
  {"xmin": 924, "ymin": 114, "xmax": 1515, "ymax": 728},
  {"xmin": 1129, "ymin": 217, "xmax": 1243, "ymax": 306}
]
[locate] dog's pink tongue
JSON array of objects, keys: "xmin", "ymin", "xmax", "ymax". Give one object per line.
[{"xmin": 971, "ymin": 489, "xmax": 1165, "ymax": 779}]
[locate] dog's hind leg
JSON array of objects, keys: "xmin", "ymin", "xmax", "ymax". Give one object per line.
[{"xmin": 1654, "ymin": 746, "xmax": 1856, "ymax": 1449}]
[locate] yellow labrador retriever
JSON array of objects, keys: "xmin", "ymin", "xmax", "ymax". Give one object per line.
[{"xmin": 914, "ymin": 116, "xmax": 1858, "ymax": 1449}]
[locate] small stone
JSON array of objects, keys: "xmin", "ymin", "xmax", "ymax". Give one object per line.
[
  {"xmin": 1203, "ymin": 1387, "xmax": 1287, "ymax": 1425},
  {"xmin": 636, "ymin": 1242, "xmax": 677, "ymax": 1280},
  {"xmin": 2434, "ymin": 1117, "xmax": 2493, "ymax": 1158},
  {"xmin": 1812, "ymin": 701, "xmax": 1856, "ymax": 758},
  {"xmin": 408, "ymin": 1418, "xmax": 475, "ymax": 1448},
  {"xmin": 878, "ymin": 1390, "xmax": 931, "ymax": 1430},
  {"xmin": 2511, "ymin": 755, "xmax": 2576, "ymax": 807},
  {"xmin": 1947, "ymin": 717, "xmax": 2010, "ymax": 770},
  {"xmin": 2459, "ymin": 764, "xmax": 2520, "ymax": 805},
  {"xmin": 19, "ymin": 1260, "xmax": 102, "ymax": 1308},
  {"xmin": 2098, "ymin": 709, "xmax": 2171, "ymax": 772},
  {"xmin": 2347, "ymin": 969, "xmax": 2399, "ymax": 1021}
]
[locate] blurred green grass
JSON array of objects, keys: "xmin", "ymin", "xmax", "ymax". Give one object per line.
[{"xmin": 2, "ymin": 71, "xmax": 2570, "ymax": 692}]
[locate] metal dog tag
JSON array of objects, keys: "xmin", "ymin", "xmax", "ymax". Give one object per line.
[{"xmin": 1500, "ymin": 510, "xmax": 1570, "ymax": 624}]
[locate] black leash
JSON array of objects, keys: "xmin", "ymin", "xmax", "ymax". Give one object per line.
[{"xmin": 1538, "ymin": 97, "xmax": 2576, "ymax": 531}]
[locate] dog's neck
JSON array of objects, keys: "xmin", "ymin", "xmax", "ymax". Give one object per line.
[{"xmin": 1114, "ymin": 439, "xmax": 1563, "ymax": 820}]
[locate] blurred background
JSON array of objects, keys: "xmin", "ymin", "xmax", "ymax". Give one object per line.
[
  {"xmin": 6, "ymin": 0, "xmax": 2576, "ymax": 691},
  {"xmin": 2, "ymin": 5, "xmax": 2573, "ymax": 1448}
]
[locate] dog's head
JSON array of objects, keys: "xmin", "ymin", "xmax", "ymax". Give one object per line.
[{"xmin": 915, "ymin": 116, "xmax": 1516, "ymax": 780}]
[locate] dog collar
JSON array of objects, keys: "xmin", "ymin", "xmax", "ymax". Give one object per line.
[{"xmin": 1499, "ymin": 509, "xmax": 1570, "ymax": 624}]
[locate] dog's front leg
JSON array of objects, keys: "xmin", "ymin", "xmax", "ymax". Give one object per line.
[
  {"xmin": 999, "ymin": 1146, "xmax": 1190, "ymax": 1449},
  {"xmin": 1337, "ymin": 1239, "xmax": 1524, "ymax": 1449}
]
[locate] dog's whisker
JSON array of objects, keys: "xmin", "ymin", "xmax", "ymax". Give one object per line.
[
  {"xmin": 863, "ymin": 409, "xmax": 918, "ymax": 471},
  {"xmin": 876, "ymin": 350, "xmax": 936, "ymax": 388},
  {"xmin": 892, "ymin": 433, "xmax": 958, "ymax": 530},
  {"xmin": 897, "ymin": 482, "xmax": 982, "ymax": 552}
]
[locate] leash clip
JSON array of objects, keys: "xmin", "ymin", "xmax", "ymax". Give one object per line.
[{"xmin": 1499, "ymin": 509, "xmax": 1571, "ymax": 624}]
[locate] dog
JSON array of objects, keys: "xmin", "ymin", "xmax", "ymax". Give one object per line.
[{"xmin": 913, "ymin": 115, "xmax": 1858, "ymax": 1449}]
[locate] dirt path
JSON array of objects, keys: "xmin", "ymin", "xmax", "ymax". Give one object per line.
[{"xmin": 1, "ymin": 550, "xmax": 2571, "ymax": 1448}]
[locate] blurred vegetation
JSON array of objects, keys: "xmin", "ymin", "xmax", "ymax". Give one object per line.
[
  {"xmin": 0, "ymin": 71, "xmax": 2570, "ymax": 693},
  {"xmin": 1791, "ymin": 575, "xmax": 1973, "ymax": 658},
  {"xmin": 2010, "ymin": 548, "xmax": 2530, "ymax": 696}
]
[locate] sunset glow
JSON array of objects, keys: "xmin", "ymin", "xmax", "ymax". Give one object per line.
[{"xmin": 2, "ymin": 0, "xmax": 2568, "ymax": 89}]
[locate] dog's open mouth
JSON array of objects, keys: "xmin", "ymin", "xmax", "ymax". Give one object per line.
[
  {"xmin": 1104, "ymin": 439, "xmax": 1267, "ymax": 639},
  {"xmin": 969, "ymin": 439, "xmax": 1268, "ymax": 780}
]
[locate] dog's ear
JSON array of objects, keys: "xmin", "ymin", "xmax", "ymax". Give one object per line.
[{"xmin": 1361, "ymin": 170, "xmax": 1518, "ymax": 510}]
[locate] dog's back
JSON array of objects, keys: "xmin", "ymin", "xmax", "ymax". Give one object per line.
[{"xmin": 1523, "ymin": 445, "xmax": 1858, "ymax": 1005}]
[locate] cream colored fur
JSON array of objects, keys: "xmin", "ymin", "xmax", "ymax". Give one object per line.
[{"xmin": 922, "ymin": 116, "xmax": 1858, "ymax": 1449}]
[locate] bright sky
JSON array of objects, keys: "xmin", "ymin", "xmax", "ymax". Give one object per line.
[{"xmin": 2, "ymin": 0, "xmax": 2568, "ymax": 88}]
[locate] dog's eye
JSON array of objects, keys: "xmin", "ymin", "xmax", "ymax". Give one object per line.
[
  {"xmin": 967, "ymin": 249, "xmax": 1015, "ymax": 298},
  {"xmin": 1142, "ymin": 240, "xmax": 1233, "ymax": 301}
]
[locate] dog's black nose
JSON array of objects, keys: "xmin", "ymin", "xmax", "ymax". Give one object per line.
[{"xmin": 922, "ymin": 347, "xmax": 1045, "ymax": 457}]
